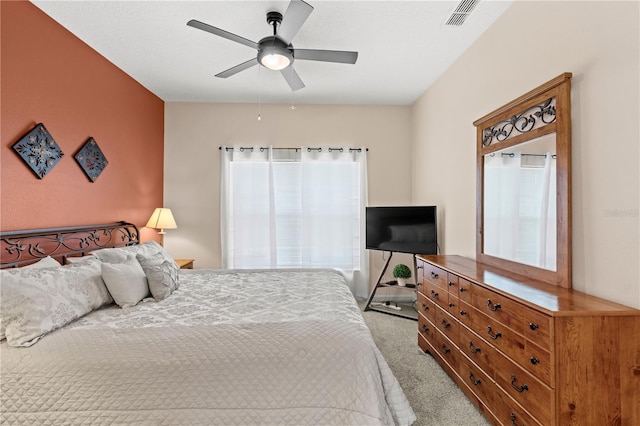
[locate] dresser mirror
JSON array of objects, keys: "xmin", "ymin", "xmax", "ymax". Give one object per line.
[{"xmin": 474, "ymin": 73, "xmax": 572, "ymax": 288}]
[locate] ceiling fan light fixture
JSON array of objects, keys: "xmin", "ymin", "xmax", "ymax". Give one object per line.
[
  {"xmin": 260, "ymin": 52, "xmax": 291, "ymax": 70},
  {"xmin": 257, "ymin": 41, "xmax": 293, "ymax": 71}
]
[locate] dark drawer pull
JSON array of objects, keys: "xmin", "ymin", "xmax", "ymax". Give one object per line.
[
  {"xmin": 487, "ymin": 326, "xmax": 502, "ymax": 340},
  {"xmin": 421, "ymin": 303, "xmax": 429, "ymax": 311},
  {"xmin": 448, "ymin": 281, "xmax": 455, "ymax": 287},
  {"xmin": 430, "ymin": 290, "xmax": 439, "ymax": 298},
  {"xmin": 529, "ymin": 322, "xmax": 539, "ymax": 331},
  {"xmin": 448, "ymin": 303, "xmax": 455, "ymax": 308},
  {"xmin": 511, "ymin": 375, "xmax": 529, "ymax": 393},
  {"xmin": 487, "ymin": 299, "xmax": 502, "ymax": 311},
  {"xmin": 469, "ymin": 341, "xmax": 481, "ymax": 354},
  {"xmin": 469, "ymin": 372, "xmax": 481, "ymax": 386},
  {"xmin": 510, "ymin": 412, "xmax": 525, "ymax": 426},
  {"xmin": 421, "ymin": 324, "xmax": 430, "ymax": 333},
  {"xmin": 460, "ymin": 287, "xmax": 467, "ymax": 293},
  {"xmin": 441, "ymin": 344, "xmax": 450, "ymax": 354},
  {"xmin": 530, "ymin": 357, "xmax": 539, "ymax": 365},
  {"xmin": 431, "ymin": 271, "xmax": 439, "ymax": 279},
  {"xmin": 459, "ymin": 310, "xmax": 467, "ymax": 316},
  {"xmin": 441, "ymin": 319, "xmax": 451, "ymax": 329}
]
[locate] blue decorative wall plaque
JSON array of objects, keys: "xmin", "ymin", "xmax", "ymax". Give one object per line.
[
  {"xmin": 75, "ymin": 137, "xmax": 108, "ymax": 182},
  {"xmin": 12, "ymin": 123, "xmax": 64, "ymax": 179}
]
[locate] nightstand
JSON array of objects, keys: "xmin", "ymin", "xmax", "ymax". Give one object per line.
[{"xmin": 174, "ymin": 259, "xmax": 194, "ymax": 269}]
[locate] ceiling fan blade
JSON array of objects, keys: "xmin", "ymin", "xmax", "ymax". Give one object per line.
[
  {"xmin": 277, "ymin": 0, "xmax": 314, "ymax": 44},
  {"xmin": 294, "ymin": 49, "xmax": 358, "ymax": 64},
  {"xmin": 280, "ymin": 66, "xmax": 305, "ymax": 91},
  {"xmin": 187, "ymin": 19, "xmax": 258, "ymax": 50},
  {"xmin": 215, "ymin": 58, "xmax": 259, "ymax": 78}
]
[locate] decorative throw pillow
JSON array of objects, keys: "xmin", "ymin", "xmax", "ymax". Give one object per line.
[
  {"xmin": 1, "ymin": 258, "xmax": 113, "ymax": 347},
  {"xmin": 22, "ymin": 256, "xmax": 62, "ymax": 268},
  {"xmin": 137, "ymin": 252, "xmax": 180, "ymax": 301},
  {"xmin": 91, "ymin": 247, "xmax": 129, "ymax": 264},
  {"xmin": 101, "ymin": 254, "xmax": 149, "ymax": 308},
  {"xmin": 92, "ymin": 241, "xmax": 178, "ymax": 268}
]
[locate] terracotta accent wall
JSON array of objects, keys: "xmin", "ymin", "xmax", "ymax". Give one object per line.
[{"xmin": 0, "ymin": 1, "xmax": 164, "ymax": 241}]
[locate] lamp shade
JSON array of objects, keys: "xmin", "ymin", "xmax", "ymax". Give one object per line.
[{"xmin": 145, "ymin": 208, "xmax": 177, "ymax": 234}]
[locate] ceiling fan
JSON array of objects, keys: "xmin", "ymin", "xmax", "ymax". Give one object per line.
[{"xmin": 187, "ymin": 0, "xmax": 358, "ymax": 91}]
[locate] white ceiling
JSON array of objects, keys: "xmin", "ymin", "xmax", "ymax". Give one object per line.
[{"xmin": 31, "ymin": 0, "xmax": 512, "ymax": 105}]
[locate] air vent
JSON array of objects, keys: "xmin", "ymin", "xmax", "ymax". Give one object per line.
[{"xmin": 445, "ymin": 0, "xmax": 480, "ymax": 26}]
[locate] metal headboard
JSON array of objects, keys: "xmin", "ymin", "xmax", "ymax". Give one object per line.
[{"xmin": 0, "ymin": 221, "xmax": 140, "ymax": 268}]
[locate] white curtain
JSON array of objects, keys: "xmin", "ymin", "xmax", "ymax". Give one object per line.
[
  {"xmin": 483, "ymin": 153, "xmax": 556, "ymax": 270},
  {"xmin": 220, "ymin": 146, "xmax": 369, "ymax": 298},
  {"xmin": 483, "ymin": 153, "xmax": 522, "ymax": 261}
]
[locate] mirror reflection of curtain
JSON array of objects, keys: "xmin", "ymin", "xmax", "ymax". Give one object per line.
[
  {"xmin": 220, "ymin": 146, "xmax": 369, "ymax": 297},
  {"xmin": 483, "ymin": 153, "xmax": 556, "ymax": 270}
]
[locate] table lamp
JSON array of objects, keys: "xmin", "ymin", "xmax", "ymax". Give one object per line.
[{"xmin": 146, "ymin": 208, "xmax": 177, "ymax": 235}]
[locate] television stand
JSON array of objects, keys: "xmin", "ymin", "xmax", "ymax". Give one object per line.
[{"xmin": 363, "ymin": 252, "xmax": 418, "ymax": 320}]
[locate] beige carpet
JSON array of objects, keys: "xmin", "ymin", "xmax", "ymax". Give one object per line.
[{"xmin": 360, "ymin": 303, "xmax": 490, "ymax": 426}]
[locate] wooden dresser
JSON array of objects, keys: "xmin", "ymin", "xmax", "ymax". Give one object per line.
[{"xmin": 416, "ymin": 254, "xmax": 640, "ymax": 426}]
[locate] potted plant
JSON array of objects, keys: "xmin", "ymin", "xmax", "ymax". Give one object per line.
[{"xmin": 393, "ymin": 264, "xmax": 412, "ymax": 287}]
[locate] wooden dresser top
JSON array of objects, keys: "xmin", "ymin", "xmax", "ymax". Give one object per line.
[{"xmin": 418, "ymin": 255, "xmax": 639, "ymax": 316}]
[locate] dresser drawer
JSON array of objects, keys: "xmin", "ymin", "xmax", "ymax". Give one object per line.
[
  {"xmin": 435, "ymin": 307, "xmax": 459, "ymax": 342},
  {"xmin": 456, "ymin": 300, "xmax": 478, "ymax": 331},
  {"xmin": 459, "ymin": 325, "xmax": 495, "ymax": 379},
  {"xmin": 418, "ymin": 312, "xmax": 436, "ymax": 345},
  {"xmin": 471, "ymin": 284, "xmax": 525, "ymax": 334},
  {"xmin": 446, "ymin": 272, "xmax": 459, "ymax": 295},
  {"xmin": 446, "ymin": 290, "xmax": 460, "ymax": 317},
  {"xmin": 466, "ymin": 306, "xmax": 526, "ymax": 363},
  {"xmin": 417, "ymin": 291, "xmax": 436, "ymax": 323},
  {"xmin": 418, "ymin": 329, "xmax": 433, "ymax": 354},
  {"xmin": 423, "ymin": 263, "xmax": 447, "ymax": 290},
  {"xmin": 435, "ymin": 329, "xmax": 460, "ymax": 371},
  {"xmin": 422, "ymin": 279, "xmax": 449, "ymax": 311},
  {"xmin": 458, "ymin": 352, "xmax": 495, "ymax": 410},
  {"xmin": 458, "ymin": 278, "xmax": 473, "ymax": 303},
  {"xmin": 519, "ymin": 340, "xmax": 552, "ymax": 386},
  {"xmin": 490, "ymin": 384, "xmax": 544, "ymax": 426},
  {"xmin": 494, "ymin": 355, "xmax": 554, "ymax": 426},
  {"xmin": 524, "ymin": 307, "xmax": 553, "ymax": 351}
]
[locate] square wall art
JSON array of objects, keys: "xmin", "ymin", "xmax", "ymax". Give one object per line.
[
  {"xmin": 12, "ymin": 123, "xmax": 64, "ymax": 179},
  {"xmin": 75, "ymin": 137, "xmax": 108, "ymax": 182}
]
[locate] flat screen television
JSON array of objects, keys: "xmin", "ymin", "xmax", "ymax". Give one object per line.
[{"xmin": 366, "ymin": 206, "xmax": 438, "ymax": 255}]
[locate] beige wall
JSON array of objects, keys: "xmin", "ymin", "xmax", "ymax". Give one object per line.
[
  {"xmin": 164, "ymin": 103, "xmax": 414, "ymax": 276},
  {"xmin": 411, "ymin": 0, "xmax": 639, "ymax": 308}
]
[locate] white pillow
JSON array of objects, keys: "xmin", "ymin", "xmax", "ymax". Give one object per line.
[
  {"xmin": 65, "ymin": 255, "xmax": 97, "ymax": 264},
  {"xmin": 91, "ymin": 247, "xmax": 128, "ymax": 264},
  {"xmin": 10, "ymin": 256, "xmax": 62, "ymax": 269},
  {"xmin": 92, "ymin": 242, "xmax": 177, "ymax": 267},
  {"xmin": 1, "ymin": 257, "xmax": 67, "ymax": 341},
  {"xmin": 137, "ymin": 252, "xmax": 180, "ymax": 301},
  {"xmin": 101, "ymin": 255, "xmax": 149, "ymax": 308},
  {"xmin": 1, "ymin": 258, "xmax": 112, "ymax": 347}
]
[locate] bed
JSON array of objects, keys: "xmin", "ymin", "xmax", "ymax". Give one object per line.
[{"xmin": 0, "ymin": 222, "xmax": 416, "ymax": 425}]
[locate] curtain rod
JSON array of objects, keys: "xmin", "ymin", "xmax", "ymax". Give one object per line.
[
  {"xmin": 490, "ymin": 152, "xmax": 556, "ymax": 158},
  {"xmin": 219, "ymin": 146, "xmax": 368, "ymax": 152}
]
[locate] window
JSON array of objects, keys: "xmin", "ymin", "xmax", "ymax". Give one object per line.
[{"xmin": 220, "ymin": 146, "xmax": 369, "ymax": 296}]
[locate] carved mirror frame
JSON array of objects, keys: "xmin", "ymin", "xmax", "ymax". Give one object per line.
[{"xmin": 474, "ymin": 73, "xmax": 572, "ymax": 288}]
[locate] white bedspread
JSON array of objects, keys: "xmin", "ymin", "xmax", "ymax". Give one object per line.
[{"xmin": 1, "ymin": 269, "xmax": 416, "ymax": 425}]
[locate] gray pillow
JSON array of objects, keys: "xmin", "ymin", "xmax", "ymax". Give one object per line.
[{"xmin": 137, "ymin": 252, "xmax": 180, "ymax": 301}]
